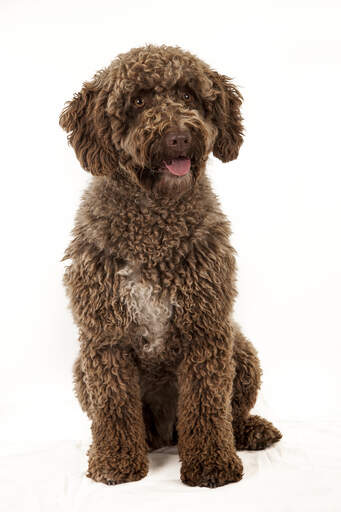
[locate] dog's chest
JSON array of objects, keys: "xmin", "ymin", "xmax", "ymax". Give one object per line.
[{"xmin": 117, "ymin": 263, "xmax": 175, "ymax": 352}]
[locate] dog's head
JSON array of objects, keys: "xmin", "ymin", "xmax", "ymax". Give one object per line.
[{"xmin": 60, "ymin": 45, "xmax": 243, "ymax": 196}]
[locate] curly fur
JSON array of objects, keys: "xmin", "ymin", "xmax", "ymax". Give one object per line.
[{"xmin": 60, "ymin": 44, "xmax": 282, "ymax": 488}]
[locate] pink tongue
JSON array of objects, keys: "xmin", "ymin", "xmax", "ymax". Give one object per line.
[{"xmin": 164, "ymin": 158, "xmax": 191, "ymax": 176}]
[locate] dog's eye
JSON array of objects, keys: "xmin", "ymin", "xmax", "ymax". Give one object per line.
[
  {"xmin": 134, "ymin": 97, "xmax": 144, "ymax": 107},
  {"xmin": 183, "ymin": 92, "xmax": 191, "ymax": 101}
]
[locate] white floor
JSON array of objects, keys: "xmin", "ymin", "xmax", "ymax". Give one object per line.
[{"xmin": 1, "ymin": 421, "xmax": 340, "ymax": 512}]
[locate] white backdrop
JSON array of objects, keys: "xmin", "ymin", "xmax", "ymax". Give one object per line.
[{"xmin": 1, "ymin": 1, "xmax": 341, "ymax": 508}]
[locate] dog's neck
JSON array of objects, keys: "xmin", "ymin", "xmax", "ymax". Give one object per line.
[
  {"xmin": 71, "ymin": 168, "xmax": 227, "ymax": 269},
  {"xmin": 101, "ymin": 166, "xmax": 213, "ymax": 210}
]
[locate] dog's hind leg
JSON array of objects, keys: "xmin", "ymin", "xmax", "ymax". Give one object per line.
[
  {"xmin": 231, "ymin": 323, "xmax": 282, "ymax": 450},
  {"xmin": 73, "ymin": 355, "xmax": 92, "ymax": 418}
]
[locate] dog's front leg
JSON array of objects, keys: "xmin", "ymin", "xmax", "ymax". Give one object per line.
[
  {"xmin": 177, "ymin": 331, "xmax": 243, "ymax": 488},
  {"xmin": 82, "ymin": 343, "xmax": 149, "ymax": 485}
]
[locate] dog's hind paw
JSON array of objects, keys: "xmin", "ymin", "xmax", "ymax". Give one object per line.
[{"xmin": 234, "ymin": 415, "xmax": 282, "ymax": 451}]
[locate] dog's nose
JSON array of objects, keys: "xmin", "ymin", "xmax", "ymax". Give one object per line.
[{"xmin": 164, "ymin": 129, "xmax": 192, "ymax": 153}]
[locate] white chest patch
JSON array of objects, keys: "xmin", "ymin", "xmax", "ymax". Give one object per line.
[{"xmin": 117, "ymin": 263, "xmax": 174, "ymax": 352}]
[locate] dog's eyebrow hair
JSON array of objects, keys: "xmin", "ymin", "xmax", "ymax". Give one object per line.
[
  {"xmin": 176, "ymin": 83, "xmax": 200, "ymax": 97},
  {"xmin": 131, "ymin": 88, "xmax": 151, "ymax": 96}
]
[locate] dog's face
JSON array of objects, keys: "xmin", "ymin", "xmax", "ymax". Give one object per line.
[{"xmin": 60, "ymin": 45, "xmax": 243, "ymax": 196}]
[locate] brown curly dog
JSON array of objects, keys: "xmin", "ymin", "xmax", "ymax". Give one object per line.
[{"xmin": 60, "ymin": 44, "xmax": 282, "ymax": 488}]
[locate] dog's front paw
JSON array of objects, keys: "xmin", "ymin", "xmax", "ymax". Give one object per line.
[
  {"xmin": 181, "ymin": 453, "xmax": 243, "ymax": 488},
  {"xmin": 87, "ymin": 446, "xmax": 148, "ymax": 485}
]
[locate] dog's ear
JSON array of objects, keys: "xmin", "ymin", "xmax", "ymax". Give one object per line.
[
  {"xmin": 209, "ymin": 71, "xmax": 244, "ymax": 163},
  {"xmin": 59, "ymin": 71, "xmax": 118, "ymax": 175}
]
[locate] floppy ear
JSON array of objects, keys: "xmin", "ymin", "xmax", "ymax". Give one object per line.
[
  {"xmin": 209, "ymin": 71, "xmax": 244, "ymax": 163},
  {"xmin": 59, "ymin": 72, "xmax": 118, "ymax": 175}
]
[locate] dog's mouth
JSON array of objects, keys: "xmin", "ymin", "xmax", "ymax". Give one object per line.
[{"xmin": 160, "ymin": 157, "xmax": 191, "ymax": 177}]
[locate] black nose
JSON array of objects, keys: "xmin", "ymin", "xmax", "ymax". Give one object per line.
[{"xmin": 164, "ymin": 129, "xmax": 192, "ymax": 154}]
